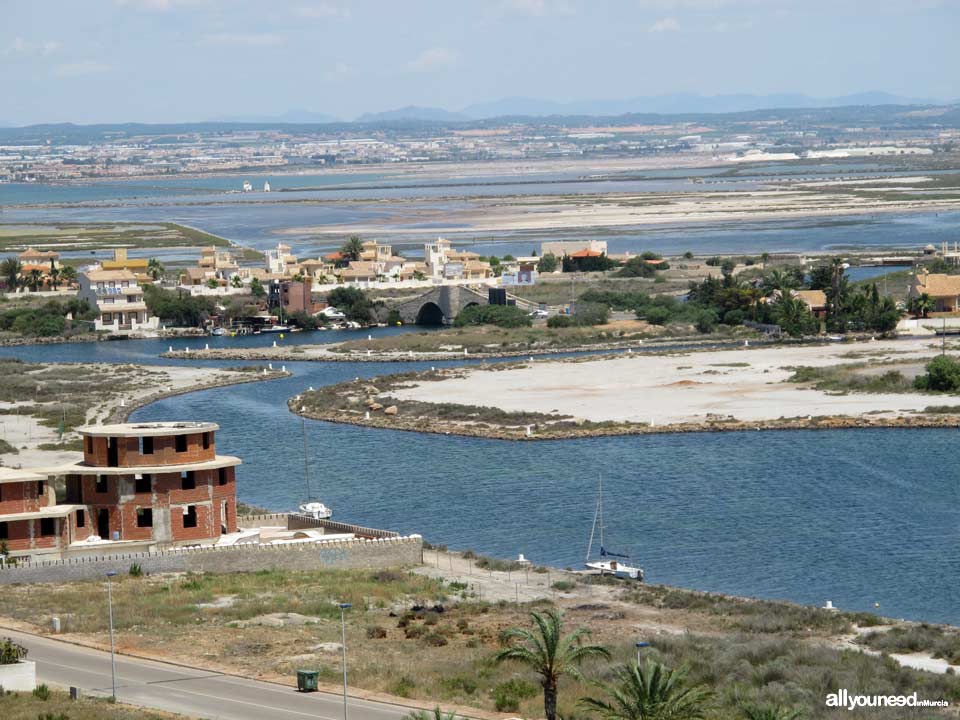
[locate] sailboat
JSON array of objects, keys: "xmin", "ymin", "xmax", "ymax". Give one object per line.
[
  {"xmin": 585, "ymin": 476, "xmax": 644, "ymax": 581},
  {"xmin": 297, "ymin": 416, "xmax": 332, "ymax": 520}
]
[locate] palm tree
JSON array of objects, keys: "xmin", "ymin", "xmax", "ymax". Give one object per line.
[
  {"xmin": 27, "ymin": 268, "xmax": 43, "ymax": 292},
  {"xmin": 147, "ymin": 257, "xmax": 164, "ymax": 281},
  {"xmin": 762, "ymin": 269, "xmax": 799, "ymax": 296},
  {"xmin": 231, "ymin": 274, "xmax": 243, "ymax": 288},
  {"xmin": 910, "ymin": 292, "xmax": 934, "ymax": 319},
  {"xmin": 404, "ymin": 707, "xmax": 460, "ymax": 720},
  {"xmin": 341, "ymin": 236, "xmax": 364, "ymax": 262},
  {"xmin": 774, "ymin": 295, "xmax": 814, "ymax": 338},
  {"xmin": 579, "ymin": 660, "xmax": 710, "ymax": 720},
  {"xmin": 59, "ymin": 264, "xmax": 78, "ymax": 287},
  {"xmin": 494, "ymin": 608, "xmax": 610, "ymax": 720},
  {"xmin": 49, "ymin": 265, "xmax": 61, "ymax": 291},
  {"xmin": 1, "ymin": 257, "xmax": 22, "ymax": 292}
]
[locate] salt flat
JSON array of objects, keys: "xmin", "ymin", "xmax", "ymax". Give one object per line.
[{"xmin": 388, "ymin": 338, "xmax": 947, "ymax": 426}]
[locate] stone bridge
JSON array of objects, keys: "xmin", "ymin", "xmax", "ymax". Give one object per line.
[{"xmin": 394, "ymin": 285, "xmax": 537, "ymax": 325}]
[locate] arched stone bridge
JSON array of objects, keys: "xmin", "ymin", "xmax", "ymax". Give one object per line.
[{"xmin": 394, "ymin": 285, "xmax": 537, "ymax": 325}]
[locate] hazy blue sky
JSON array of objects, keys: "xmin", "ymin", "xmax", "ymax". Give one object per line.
[{"xmin": 2, "ymin": 0, "xmax": 957, "ymax": 125}]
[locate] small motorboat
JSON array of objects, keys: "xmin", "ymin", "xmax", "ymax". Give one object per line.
[
  {"xmin": 261, "ymin": 325, "xmax": 291, "ymax": 334},
  {"xmin": 298, "ymin": 501, "xmax": 332, "ymax": 520},
  {"xmin": 210, "ymin": 327, "xmax": 225, "ymax": 336}
]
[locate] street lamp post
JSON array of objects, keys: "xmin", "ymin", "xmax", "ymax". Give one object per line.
[
  {"xmin": 635, "ymin": 641, "xmax": 650, "ymax": 665},
  {"xmin": 106, "ymin": 571, "xmax": 119, "ymax": 699},
  {"xmin": 337, "ymin": 603, "xmax": 352, "ymax": 720}
]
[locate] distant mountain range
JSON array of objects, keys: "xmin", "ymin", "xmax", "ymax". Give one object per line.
[
  {"xmin": 355, "ymin": 105, "xmax": 471, "ymax": 123},
  {"xmin": 208, "ymin": 92, "xmax": 950, "ymax": 126}
]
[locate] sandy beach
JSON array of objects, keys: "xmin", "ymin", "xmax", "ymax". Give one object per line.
[
  {"xmin": 279, "ymin": 188, "xmax": 960, "ymax": 236},
  {"xmin": 387, "ymin": 338, "xmax": 946, "ymax": 426}
]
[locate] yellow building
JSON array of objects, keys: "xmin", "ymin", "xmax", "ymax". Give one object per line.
[{"xmin": 101, "ymin": 248, "xmax": 152, "ymax": 283}]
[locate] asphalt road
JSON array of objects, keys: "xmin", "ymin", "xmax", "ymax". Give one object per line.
[{"xmin": 8, "ymin": 629, "xmax": 411, "ymax": 720}]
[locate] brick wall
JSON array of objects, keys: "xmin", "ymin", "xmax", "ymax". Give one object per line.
[
  {"xmin": 0, "ymin": 535, "xmax": 423, "ymax": 584},
  {"xmin": 0, "ymin": 481, "xmax": 39, "ymax": 516},
  {"xmin": 83, "ymin": 432, "xmax": 217, "ymax": 468}
]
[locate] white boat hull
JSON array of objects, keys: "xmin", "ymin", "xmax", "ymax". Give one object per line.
[
  {"xmin": 586, "ymin": 560, "xmax": 643, "ymax": 581},
  {"xmin": 298, "ymin": 502, "xmax": 332, "ymax": 520}
]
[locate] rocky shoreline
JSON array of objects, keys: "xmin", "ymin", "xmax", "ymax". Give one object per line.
[
  {"xmin": 0, "ymin": 328, "xmax": 207, "ymax": 348},
  {"xmin": 291, "ymin": 399, "xmax": 960, "ymax": 441}
]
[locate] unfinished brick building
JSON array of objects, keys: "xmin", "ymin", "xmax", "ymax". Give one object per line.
[{"xmin": 0, "ymin": 422, "xmax": 240, "ymax": 561}]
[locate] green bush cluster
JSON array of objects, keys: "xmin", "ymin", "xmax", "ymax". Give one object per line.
[
  {"xmin": 0, "ymin": 298, "xmax": 95, "ymax": 337},
  {"xmin": 546, "ymin": 302, "xmax": 610, "ymax": 328},
  {"xmin": 143, "ymin": 285, "xmax": 215, "ymax": 327},
  {"xmin": 914, "ymin": 355, "xmax": 960, "ymax": 392},
  {"xmin": 326, "ymin": 287, "xmax": 382, "ymax": 324},
  {"xmin": 454, "ymin": 304, "xmax": 532, "ymax": 328}
]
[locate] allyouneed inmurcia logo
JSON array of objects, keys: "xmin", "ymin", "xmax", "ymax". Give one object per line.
[{"xmin": 826, "ymin": 690, "xmax": 949, "ymax": 711}]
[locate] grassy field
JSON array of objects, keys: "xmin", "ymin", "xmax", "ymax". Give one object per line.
[
  {"xmin": 1, "ymin": 567, "xmax": 958, "ymax": 719},
  {"xmin": 0, "ymin": 688, "xmax": 188, "ymax": 720},
  {"xmin": 0, "ymin": 222, "xmax": 239, "ymax": 255}
]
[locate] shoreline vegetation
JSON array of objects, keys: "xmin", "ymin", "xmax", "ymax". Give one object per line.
[
  {"xmin": 0, "ymin": 552, "xmax": 956, "ymax": 719},
  {"xmin": 0, "ymin": 359, "xmax": 288, "ymax": 468},
  {"xmin": 287, "ymin": 339, "xmax": 960, "ymax": 440}
]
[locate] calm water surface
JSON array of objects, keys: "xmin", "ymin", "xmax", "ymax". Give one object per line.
[{"xmin": 2, "ymin": 333, "xmax": 958, "ymax": 625}]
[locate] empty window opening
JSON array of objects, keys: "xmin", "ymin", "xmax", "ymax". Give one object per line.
[
  {"xmin": 136, "ymin": 508, "xmax": 153, "ymax": 528},
  {"xmin": 183, "ymin": 505, "xmax": 198, "ymax": 529},
  {"xmin": 181, "ymin": 471, "xmax": 195, "ymax": 490},
  {"xmin": 40, "ymin": 518, "xmax": 55, "ymax": 536},
  {"xmin": 175, "ymin": 435, "xmax": 187, "ymax": 453},
  {"xmin": 135, "ymin": 475, "xmax": 152, "ymax": 494}
]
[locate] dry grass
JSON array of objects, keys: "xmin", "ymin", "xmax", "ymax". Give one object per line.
[
  {"xmin": 2, "ymin": 567, "xmax": 959, "ymax": 718},
  {"xmin": 0, "ymin": 688, "xmax": 186, "ymax": 720}
]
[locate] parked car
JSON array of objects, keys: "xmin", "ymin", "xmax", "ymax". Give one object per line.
[{"xmin": 529, "ymin": 309, "xmax": 550, "ymax": 319}]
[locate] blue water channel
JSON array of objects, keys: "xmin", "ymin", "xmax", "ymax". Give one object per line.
[{"xmin": 3, "ymin": 331, "xmax": 958, "ymax": 625}]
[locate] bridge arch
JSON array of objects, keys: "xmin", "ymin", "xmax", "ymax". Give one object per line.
[{"xmin": 415, "ymin": 301, "xmax": 445, "ymax": 326}]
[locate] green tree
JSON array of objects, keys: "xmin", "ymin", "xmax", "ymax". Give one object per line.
[
  {"xmin": 206, "ymin": 278, "xmax": 219, "ymax": 289},
  {"xmin": 908, "ymin": 293, "xmax": 933, "ymax": 319},
  {"xmin": 48, "ymin": 266, "xmax": 61, "ymax": 290},
  {"xmin": 454, "ymin": 305, "xmax": 532, "ymax": 328},
  {"xmin": 341, "ymin": 236, "xmax": 364, "ymax": 262},
  {"xmin": 914, "ymin": 355, "xmax": 960, "ymax": 392},
  {"xmin": 231, "ymin": 274, "xmax": 243, "ymax": 288},
  {"xmin": 762, "ymin": 269, "xmax": 800, "ymax": 296},
  {"xmin": 250, "ymin": 277, "xmax": 266, "ymax": 299},
  {"xmin": 0, "ymin": 257, "xmax": 21, "ymax": 292},
  {"xmin": 773, "ymin": 295, "xmax": 817, "ymax": 337},
  {"xmin": 27, "ymin": 268, "xmax": 43, "ymax": 292},
  {"xmin": 579, "ymin": 660, "xmax": 711, "ymax": 720},
  {"xmin": 147, "ymin": 257, "xmax": 164, "ymax": 281},
  {"xmin": 59, "ymin": 264, "xmax": 77, "ymax": 286},
  {"xmin": 493, "ymin": 608, "xmax": 610, "ymax": 720},
  {"xmin": 537, "ymin": 253, "xmax": 559, "ymax": 273}
]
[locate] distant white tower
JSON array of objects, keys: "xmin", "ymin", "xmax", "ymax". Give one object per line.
[{"xmin": 263, "ymin": 180, "xmax": 271, "ymax": 192}]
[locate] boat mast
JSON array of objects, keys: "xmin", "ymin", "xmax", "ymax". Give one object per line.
[
  {"xmin": 301, "ymin": 416, "xmax": 312, "ymax": 501},
  {"xmin": 586, "ymin": 496, "xmax": 600, "ymax": 561},
  {"xmin": 598, "ymin": 475, "xmax": 604, "ymax": 551}
]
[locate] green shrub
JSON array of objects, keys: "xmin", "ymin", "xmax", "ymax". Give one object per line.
[
  {"xmin": 454, "ymin": 305, "xmax": 532, "ymax": 328},
  {"xmin": 129, "ymin": 563, "xmax": 143, "ymax": 577},
  {"xmin": 642, "ymin": 306, "xmax": 671, "ymax": 325},
  {"xmin": 547, "ymin": 314, "xmax": 573, "ymax": 328},
  {"xmin": 32, "ymin": 683, "xmax": 50, "ymax": 700},
  {"xmin": 391, "ymin": 676, "xmax": 416, "ymax": 697},
  {"xmin": 366, "ymin": 625, "xmax": 388, "ymax": 639},
  {"xmin": 0, "ymin": 637, "xmax": 27, "ymax": 665},
  {"xmin": 493, "ymin": 678, "xmax": 537, "ymax": 712},
  {"xmin": 723, "ymin": 309, "xmax": 745, "ymax": 326},
  {"xmin": 914, "ymin": 355, "xmax": 960, "ymax": 392}
]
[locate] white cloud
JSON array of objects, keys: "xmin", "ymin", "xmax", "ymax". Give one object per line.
[
  {"xmin": 53, "ymin": 61, "xmax": 110, "ymax": 78},
  {"xmin": 200, "ymin": 33, "xmax": 287, "ymax": 47},
  {"xmin": 295, "ymin": 2, "xmax": 351, "ymax": 19},
  {"xmin": 6, "ymin": 38, "xmax": 61, "ymax": 56},
  {"xmin": 649, "ymin": 16, "xmax": 681, "ymax": 32},
  {"xmin": 407, "ymin": 47, "xmax": 456, "ymax": 73}
]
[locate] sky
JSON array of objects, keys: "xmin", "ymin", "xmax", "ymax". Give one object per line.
[{"xmin": 2, "ymin": 0, "xmax": 958, "ymax": 125}]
